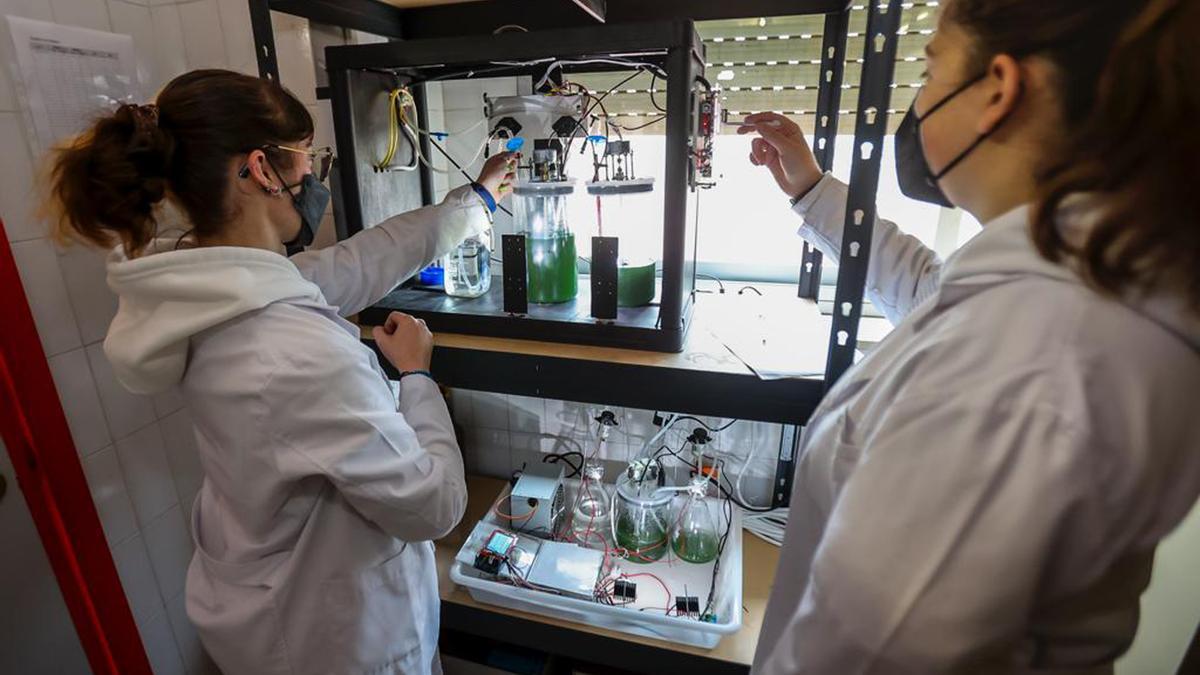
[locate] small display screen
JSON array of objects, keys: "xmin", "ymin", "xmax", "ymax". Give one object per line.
[{"xmin": 485, "ymin": 532, "xmax": 515, "ymax": 556}]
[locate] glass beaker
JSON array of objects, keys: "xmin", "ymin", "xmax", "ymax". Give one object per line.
[
  {"xmin": 514, "ymin": 181, "xmax": 577, "ymax": 304},
  {"xmin": 671, "ymin": 486, "xmax": 720, "ymax": 564},
  {"xmin": 614, "ymin": 463, "xmax": 672, "ymax": 563},
  {"xmin": 443, "ymin": 229, "xmax": 491, "ymax": 298},
  {"xmin": 570, "ymin": 460, "xmax": 612, "ymax": 551},
  {"xmin": 585, "ymin": 143, "xmax": 659, "ymax": 308}
]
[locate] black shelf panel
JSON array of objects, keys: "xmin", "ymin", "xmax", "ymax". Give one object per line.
[
  {"xmin": 269, "ymin": 0, "xmax": 404, "ymax": 38},
  {"xmin": 324, "ymin": 19, "xmax": 702, "ymax": 72},
  {"xmin": 365, "ymin": 287, "xmax": 829, "ymax": 426},
  {"xmin": 369, "ymin": 340, "xmax": 822, "ymax": 426},
  {"xmin": 402, "ymin": 0, "xmax": 851, "ymax": 40},
  {"xmin": 361, "ymin": 282, "xmax": 691, "ymax": 352}
]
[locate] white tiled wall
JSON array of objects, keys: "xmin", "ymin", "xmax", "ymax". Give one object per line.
[
  {"xmin": 449, "ymin": 390, "xmax": 782, "ymax": 508},
  {"xmin": 1, "ymin": 4, "xmax": 778, "ymax": 673},
  {"xmin": 0, "ymin": 0, "xmax": 299, "ymax": 672}
]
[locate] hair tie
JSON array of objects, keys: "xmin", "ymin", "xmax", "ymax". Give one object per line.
[
  {"xmin": 137, "ymin": 103, "xmax": 159, "ymax": 127},
  {"xmin": 122, "ymin": 102, "xmax": 159, "ymax": 129}
]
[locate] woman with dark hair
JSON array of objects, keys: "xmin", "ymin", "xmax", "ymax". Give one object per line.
[
  {"xmin": 46, "ymin": 69, "xmax": 515, "ymax": 674},
  {"xmin": 740, "ymin": 0, "xmax": 1199, "ymax": 671}
]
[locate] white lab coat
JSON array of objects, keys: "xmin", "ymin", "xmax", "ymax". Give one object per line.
[
  {"xmin": 752, "ymin": 175, "xmax": 1200, "ymax": 674},
  {"xmin": 103, "ymin": 186, "xmax": 491, "ymax": 675}
]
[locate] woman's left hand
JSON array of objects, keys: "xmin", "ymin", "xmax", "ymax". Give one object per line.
[{"xmin": 476, "ymin": 151, "xmax": 518, "ymax": 201}]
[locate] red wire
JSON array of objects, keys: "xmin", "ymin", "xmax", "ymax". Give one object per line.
[{"xmin": 617, "ymin": 572, "xmax": 674, "ymax": 615}]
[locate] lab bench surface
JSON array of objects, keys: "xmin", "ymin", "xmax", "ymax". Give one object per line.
[
  {"xmin": 434, "ymin": 475, "xmax": 777, "ymax": 674},
  {"xmin": 364, "ymin": 287, "xmax": 840, "ymax": 426}
]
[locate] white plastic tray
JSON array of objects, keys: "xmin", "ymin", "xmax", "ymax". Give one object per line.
[{"xmin": 450, "ymin": 480, "xmax": 743, "ymax": 649}]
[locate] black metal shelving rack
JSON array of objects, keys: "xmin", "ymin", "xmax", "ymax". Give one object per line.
[
  {"xmin": 247, "ymin": 1, "xmax": 904, "ymax": 672},
  {"xmin": 247, "ymin": 0, "xmax": 904, "ymax": 480},
  {"xmin": 326, "ymin": 20, "xmax": 705, "ymax": 352}
]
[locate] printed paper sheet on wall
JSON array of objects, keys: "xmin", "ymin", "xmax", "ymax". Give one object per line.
[{"xmin": 6, "ymin": 16, "xmax": 137, "ymax": 154}]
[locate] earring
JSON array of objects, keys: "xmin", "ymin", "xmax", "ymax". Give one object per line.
[{"xmin": 263, "ymin": 184, "xmax": 281, "ymax": 195}]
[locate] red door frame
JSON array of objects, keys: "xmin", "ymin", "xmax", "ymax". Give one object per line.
[{"xmin": 0, "ymin": 220, "xmax": 152, "ymax": 675}]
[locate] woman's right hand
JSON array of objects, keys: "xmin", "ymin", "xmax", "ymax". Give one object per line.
[
  {"xmin": 372, "ymin": 312, "xmax": 433, "ymax": 373},
  {"xmin": 475, "ymin": 151, "xmax": 518, "ymax": 202},
  {"xmin": 737, "ymin": 112, "xmax": 823, "ymax": 199}
]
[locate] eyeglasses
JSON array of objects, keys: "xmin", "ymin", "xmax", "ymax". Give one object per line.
[{"xmin": 267, "ymin": 144, "xmax": 334, "ymax": 183}]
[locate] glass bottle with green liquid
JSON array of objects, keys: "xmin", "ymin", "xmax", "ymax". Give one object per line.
[
  {"xmin": 671, "ymin": 479, "xmax": 720, "ymax": 564},
  {"xmin": 513, "ymin": 181, "xmax": 578, "ymax": 304},
  {"xmin": 614, "ymin": 460, "xmax": 672, "ymax": 563}
]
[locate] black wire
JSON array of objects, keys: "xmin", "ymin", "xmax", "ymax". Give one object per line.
[
  {"xmin": 737, "ymin": 285, "xmax": 763, "ymax": 296},
  {"xmin": 612, "ymin": 115, "xmax": 666, "ymax": 131},
  {"xmin": 540, "ymin": 433, "xmax": 584, "ymax": 456},
  {"xmin": 652, "ymin": 443, "xmax": 775, "ymax": 513},
  {"xmin": 696, "ymin": 273, "xmax": 725, "ymax": 293},
  {"xmin": 564, "ymin": 68, "xmax": 648, "ymax": 158},
  {"xmin": 670, "ymin": 415, "xmax": 738, "ymax": 433},
  {"xmin": 702, "ymin": 489, "xmax": 733, "ymax": 618},
  {"xmin": 543, "ymin": 451, "xmax": 583, "ymax": 478},
  {"xmin": 649, "ymin": 73, "xmax": 667, "ymax": 113},
  {"xmin": 424, "ymin": 134, "xmax": 515, "ymax": 217},
  {"xmin": 575, "ymin": 87, "xmax": 619, "ymax": 142}
]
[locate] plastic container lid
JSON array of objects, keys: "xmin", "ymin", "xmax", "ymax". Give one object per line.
[{"xmin": 418, "ymin": 265, "xmax": 445, "ymax": 286}]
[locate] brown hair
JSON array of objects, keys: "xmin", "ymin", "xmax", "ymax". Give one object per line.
[
  {"xmin": 47, "ymin": 69, "xmax": 313, "ymax": 256},
  {"xmin": 947, "ymin": 0, "xmax": 1200, "ymax": 309}
]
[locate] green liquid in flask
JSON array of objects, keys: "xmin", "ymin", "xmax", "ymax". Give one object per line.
[
  {"xmin": 672, "ymin": 530, "xmax": 719, "ymax": 564},
  {"xmin": 616, "ymin": 514, "xmax": 667, "ymax": 563},
  {"xmin": 526, "ymin": 233, "xmax": 578, "ymax": 304}
]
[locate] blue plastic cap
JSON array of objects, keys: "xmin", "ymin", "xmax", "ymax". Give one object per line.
[
  {"xmin": 418, "ymin": 265, "xmax": 445, "ymax": 287},
  {"xmin": 587, "ymin": 135, "xmax": 607, "ymax": 144},
  {"xmin": 505, "ymin": 137, "xmax": 525, "ymax": 152}
]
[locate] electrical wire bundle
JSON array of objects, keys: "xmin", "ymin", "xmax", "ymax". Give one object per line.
[
  {"xmin": 742, "ymin": 508, "xmax": 789, "ymax": 547},
  {"xmin": 375, "ymin": 88, "xmax": 418, "ymax": 172},
  {"xmin": 379, "ymin": 87, "xmax": 499, "ymax": 175},
  {"xmin": 558, "ymin": 64, "xmax": 668, "ymax": 158}
]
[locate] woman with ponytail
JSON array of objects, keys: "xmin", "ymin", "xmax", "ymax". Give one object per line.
[
  {"xmin": 740, "ymin": 1, "xmax": 1200, "ymax": 672},
  {"xmin": 47, "ymin": 69, "xmax": 515, "ymax": 675}
]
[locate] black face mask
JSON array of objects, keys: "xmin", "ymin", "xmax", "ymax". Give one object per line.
[{"xmin": 895, "ymin": 73, "xmax": 1002, "ymax": 207}]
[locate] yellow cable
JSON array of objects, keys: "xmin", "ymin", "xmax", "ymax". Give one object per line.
[{"xmin": 376, "ymin": 88, "xmax": 402, "ymax": 170}]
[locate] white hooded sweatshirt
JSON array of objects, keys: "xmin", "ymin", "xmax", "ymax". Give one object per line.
[
  {"xmin": 753, "ymin": 175, "xmax": 1200, "ymax": 674},
  {"xmin": 104, "ymin": 185, "xmax": 489, "ymax": 675}
]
